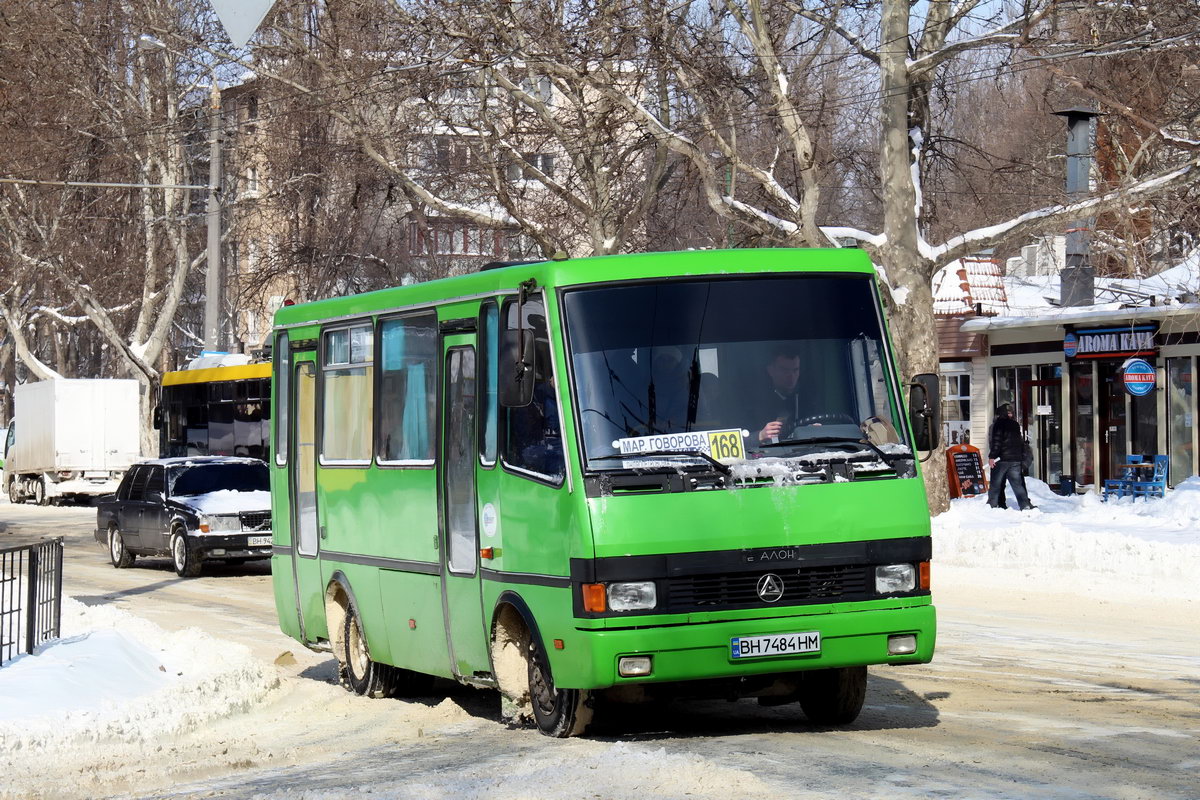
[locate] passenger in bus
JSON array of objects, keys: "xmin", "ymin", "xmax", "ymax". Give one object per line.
[{"xmin": 511, "ymin": 377, "xmax": 565, "ymax": 478}]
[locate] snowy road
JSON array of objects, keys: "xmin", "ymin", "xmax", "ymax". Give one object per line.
[{"xmin": 3, "ymin": 502, "xmax": 1198, "ymax": 799}]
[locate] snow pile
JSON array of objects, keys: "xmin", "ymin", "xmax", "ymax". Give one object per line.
[
  {"xmin": 0, "ymin": 597, "xmax": 279, "ymax": 757},
  {"xmin": 934, "ymin": 477, "xmax": 1200, "ymax": 600}
]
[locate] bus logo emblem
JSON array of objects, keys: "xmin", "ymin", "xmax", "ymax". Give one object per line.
[{"xmin": 756, "ymin": 573, "xmax": 785, "ymax": 603}]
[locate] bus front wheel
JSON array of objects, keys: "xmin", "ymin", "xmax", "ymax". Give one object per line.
[
  {"xmin": 527, "ymin": 636, "xmax": 592, "ymax": 738},
  {"xmin": 797, "ymin": 666, "xmax": 867, "ymax": 725}
]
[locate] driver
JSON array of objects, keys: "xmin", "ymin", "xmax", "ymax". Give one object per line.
[{"xmin": 751, "ymin": 348, "xmax": 807, "ymax": 444}]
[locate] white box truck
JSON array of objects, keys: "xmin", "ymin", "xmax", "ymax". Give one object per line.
[{"xmin": 3, "ymin": 379, "xmax": 141, "ymax": 505}]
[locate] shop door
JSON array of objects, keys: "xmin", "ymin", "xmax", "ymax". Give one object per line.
[
  {"xmin": 1098, "ymin": 362, "xmax": 1128, "ymax": 484},
  {"xmin": 1020, "ymin": 378, "xmax": 1062, "ymax": 484}
]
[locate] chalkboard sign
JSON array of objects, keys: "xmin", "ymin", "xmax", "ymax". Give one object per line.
[{"xmin": 946, "ymin": 443, "xmax": 987, "ymax": 498}]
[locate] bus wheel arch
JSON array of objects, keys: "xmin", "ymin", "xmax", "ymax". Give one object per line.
[
  {"xmin": 323, "ymin": 574, "xmax": 354, "ymax": 663},
  {"xmin": 490, "ymin": 593, "xmax": 592, "ymax": 738}
]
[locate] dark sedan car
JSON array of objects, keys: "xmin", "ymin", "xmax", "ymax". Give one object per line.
[{"xmin": 95, "ymin": 456, "xmax": 272, "ymax": 577}]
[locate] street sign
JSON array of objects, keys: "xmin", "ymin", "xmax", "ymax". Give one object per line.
[{"xmin": 210, "ymin": 0, "xmax": 276, "ymax": 49}]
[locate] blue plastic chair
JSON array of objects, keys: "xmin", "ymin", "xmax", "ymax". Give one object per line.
[
  {"xmin": 1130, "ymin": 455, "xmax": 1168, "ymax": 499},
  {"xmin": 1103, "ymin": 455, "xmax": 1143, "ymax": 500}
]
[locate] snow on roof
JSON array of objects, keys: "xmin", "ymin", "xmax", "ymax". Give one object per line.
[
  {"xmin": 951, "ymin": 246, "xmax": 1200, "ymax": 332},
  {"xmin": 933, "ymin": 257, "xmax": 1009, "ymax": 316}
]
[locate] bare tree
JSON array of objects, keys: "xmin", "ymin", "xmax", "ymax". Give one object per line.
[{"xmin": 0, "ymin": 1, "xmax": 228, "ymax": 452}]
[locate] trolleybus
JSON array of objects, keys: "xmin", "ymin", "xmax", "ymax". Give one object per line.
[
  {"xmin": 270, "ymin": 248, "xmax": 940, "ymax": 736},
  {"xmin": 157, "ymin": 359, "xmax": 271, "ymax": 459}
]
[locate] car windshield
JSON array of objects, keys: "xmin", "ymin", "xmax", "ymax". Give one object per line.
[
  {"xmin": 169, "ymin": 462, "xmax": 269, "ymax": 496},
  {"xmin": 562, "ymin": 274, "xmax": 910, "ymax": 471}
]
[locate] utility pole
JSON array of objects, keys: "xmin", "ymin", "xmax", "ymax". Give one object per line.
[{"xmin": 205, "ymin": 79, "xmax": 223, "ymax": 352}]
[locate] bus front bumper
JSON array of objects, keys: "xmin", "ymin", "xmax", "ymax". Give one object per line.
[{"xmin": 561, "ymin": 604, "xmax": 936, "ymax": 689}]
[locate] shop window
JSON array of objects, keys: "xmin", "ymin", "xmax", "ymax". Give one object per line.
[
  {"xmin": 942, "ymin": 371, "xmax": 971, "ymax": 446},
  {"xmin": 1167, "ymin": 357, "xmax": 1194, "ymax": 486}
]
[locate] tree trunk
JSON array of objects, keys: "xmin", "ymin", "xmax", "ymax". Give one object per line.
[{"xmin": 878, "ymin": 0, "xmax": 949, "ymax": 515}]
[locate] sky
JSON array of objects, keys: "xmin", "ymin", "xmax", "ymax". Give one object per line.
[{"xmin": 2, "ymin": 477, "xmax": 1198, "ymax": 795}]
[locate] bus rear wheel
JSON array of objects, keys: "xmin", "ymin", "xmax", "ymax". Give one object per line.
[
  {"xmin": 527, "ymin": 636, "xmax": 592, "ymax": 738},
  {"xmin": 340, "ymin": 602, "xmax": 395, "ymax": 698},
  {"xmin": 797, "ymin": 666, "xmax": 867, "ymax": 725}
]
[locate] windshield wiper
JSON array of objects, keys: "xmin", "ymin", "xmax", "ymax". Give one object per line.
[
  {"xmin": 590, "ymin": 449, "xmax": 732, "ymax": 476},
  {"xmin": 761, "ymin": 436, "xmax": 907, "ymax": 466}
]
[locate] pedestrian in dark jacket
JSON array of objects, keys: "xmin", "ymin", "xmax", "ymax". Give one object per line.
[{"xmin": 987, "ymin": 403, "xmax": 1034, "ymax": 510}]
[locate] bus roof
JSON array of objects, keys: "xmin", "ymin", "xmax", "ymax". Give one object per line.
[
  {"xmin": 161, "ymin": 362, "xmax": 272, "ymax": 386},
  {"xmin": 272, "ymin": 248, "xmax": 875, "ymax": 329}
]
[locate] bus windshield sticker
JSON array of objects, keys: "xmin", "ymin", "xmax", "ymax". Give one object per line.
[{"xmin": 614, "ymin": 428, "xmax": 748, "ymax": 463}]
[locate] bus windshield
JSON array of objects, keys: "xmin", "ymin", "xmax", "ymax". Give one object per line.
[{"xmin": 563, "ymin": 274, "xmax": 911, "ymax": 470}]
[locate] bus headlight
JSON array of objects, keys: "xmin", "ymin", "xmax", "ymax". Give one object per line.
[
  {"xmin": 607, "ymin": 582, "xmax": 657, "ymax": 612},
  {"xmin": 875, "ymin": 564, "xmax": 916, "ymax": 594}
]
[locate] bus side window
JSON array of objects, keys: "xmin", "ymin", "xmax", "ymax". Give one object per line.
[
  {"xmin": 275, "ymin": 334, "xmax": 289, "ymax": 465},
  {"xmin": 378, "ymin": 312, "xmax": 438, "ymax": 464},
  {"xmin": 480, "ymin": 301, "xmax": 498, "ymax": 465},
  {"xmin": 501, "ymin": 295, "xmax": 564, "ymax": 482},
  {"xmin": 322, "ymin": 323, "xmax": 374, "ymax": 464}
]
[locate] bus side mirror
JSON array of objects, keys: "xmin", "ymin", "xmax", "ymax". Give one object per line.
[
  {"xmin": 908, "ymin": 373, "xmax": 941, "ymax": 451},
  {"xmin": 152, "ymin": 405, "xmax": 162, "ymax": 430},
  {"xmin": 499, "ymin": 328, "xmax": 536, "ymax": 408}
]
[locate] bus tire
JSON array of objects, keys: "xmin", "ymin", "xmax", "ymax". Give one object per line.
[
  {"xmin": 527, "ymin": 635, "xmax": 592, "ymax": 738},
  {"xmin": 339, "ymin": 602, "xmax": 393, "ymax": 698},
  {"xmin": 108, "ymin": 524, "xmax": 135, "ymax": 568},
  {"xmin": 797, "ymin": 666, "xmax": 867, "ymax": 725}
]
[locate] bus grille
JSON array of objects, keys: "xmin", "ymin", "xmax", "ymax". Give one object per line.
[
  {"xmin": 240, "ymin": 512, "xmax": 272, "ymax": 531},
  {"xmin": 664, "ymin": 564, "xmax": 871, "ymax": 612}
]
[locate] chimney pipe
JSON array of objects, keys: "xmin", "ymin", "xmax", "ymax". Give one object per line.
[{"xmin": 1053, "ymin": 107, "xmax": 1099, "ymax": 307}]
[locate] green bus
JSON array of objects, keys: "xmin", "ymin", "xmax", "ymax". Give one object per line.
[{"xmin": 270, "ymin": 248, "xmax": 940, "ymax": 737}]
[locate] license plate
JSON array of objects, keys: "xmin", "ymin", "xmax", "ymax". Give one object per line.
[
  {"xmin": 247, "ymin": 535, "xmax": 272, "ymax": 547},
  {"xmin": 731, "ymin": 631, "xmax": 820, "ymax": 659}
]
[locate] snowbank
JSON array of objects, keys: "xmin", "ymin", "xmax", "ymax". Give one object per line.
[
  {"xmin": 934, "ymin": 477, "xmax": 1200, "ymax": 600},
  {"xmin": 0, "ymin": 597, "xmax": 279, "ymax": 758}
]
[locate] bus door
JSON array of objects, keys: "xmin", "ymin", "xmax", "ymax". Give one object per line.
[
  {"xmin": 289, "ymin": 356, "xmax": 325, "ymax": 641},
  {"xmin": 439, "ymin": 341, "xmax": 491, "ymax": 678}
]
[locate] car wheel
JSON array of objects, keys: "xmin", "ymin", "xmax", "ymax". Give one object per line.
[
  {"xmin": 171, "ymin": 530, "xmax": 201, "ymax": 578},
  {"xmin": 797, "ymin": 666, "xmax": 868, "ymax": 725},
  {"xmin": 108, "ymin": 524, "xmax": 135, "ymax": 568},
  {"xmin": 527, "ymin": 635, "xmax": 592, "ymax": 737},
  {"xmin": 32, "ymin": 479, "xmax": 46, "ymax": 506}
]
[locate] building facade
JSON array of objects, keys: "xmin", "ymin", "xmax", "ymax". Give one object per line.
[{"xmin": 961, "ymin": 305, "xmax": 1199, "ymax": 492}]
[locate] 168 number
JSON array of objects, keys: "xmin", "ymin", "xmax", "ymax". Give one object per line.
[{"xmin": 708, "ymin": 431, "xmax": 744, "ymax": 461}]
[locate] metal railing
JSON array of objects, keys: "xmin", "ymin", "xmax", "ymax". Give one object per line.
[{"xmin": 0, "ymin": 538, "xmax": 64, "ymax": 667}]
